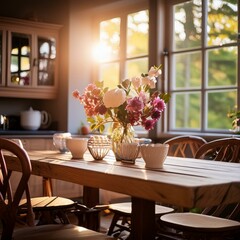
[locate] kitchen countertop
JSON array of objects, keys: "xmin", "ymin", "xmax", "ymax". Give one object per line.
[{"xmin": 0, "ymin": 130, "xmax": 62, "ymax": 138}]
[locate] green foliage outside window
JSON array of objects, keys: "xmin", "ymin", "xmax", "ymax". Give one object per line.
[{"xmin": 172, "ymin": 0, "xmax": 238, "ymax": 132}]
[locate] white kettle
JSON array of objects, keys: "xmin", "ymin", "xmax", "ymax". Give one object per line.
[{"xmin": 20, "ymin": 107, "xmax": 51, "ymax": 130}]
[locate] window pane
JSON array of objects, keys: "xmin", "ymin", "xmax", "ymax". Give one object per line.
[
  {"xmin": 173, "ymin": 52, "xmax": 201, "ymax": 89},
  {"xmin": 208, "ymin": 0, "xmax": 238, "ymax": 46},
  {"xmin": 208, "ymin": 47, "xmax": 237, "ymax": 87},
  {"xmin": 39, "ymin": 42, "xmax": 50, "ymax": 58},
  {"xmin": 126, "ymin": 58, "xmax": 148, "ymax": 77},
  {"xmin": 20, "ymin": 71, "xmax": 30, "ymax": 85},
  {"xmin": 38, "ymin": 60, "xmax": 54, "ymax": 85},
  {"xmin": 21, "ymin": 46, "xmax": 30, "ymax": 56},
  {"xmin": 174, "ymin": 0, "xmax": 202, "ymax": 50},
  {"xmin": 11, "ymin": 48, "xmax": 18, "ymax": 54},
  {"xmin": 39, "ymin": 59, "xmax": 48, "ymax": 71},
  {"xmin": 21, "ymin": 57, "xmax": 30, "ymax": 71},
  {"xmin": 100, "ymin": 18, "xmax": 120, "ymax": 62},
  {"xmin": 127, "ymin": 10, "xmax": 149, "ymax": 58},
  {"xmin": 99, "ymin": 63, "xmax": 119, "ymax": 89},
  {"xmin": 11, "ymin": 56, "xmax": 18, "ymax": 72},
  {"xmin": 173, "ymin": 92, "xmax": 201, "ymax": 129},
  {"xmin": 38, "ymin": 38, "xmax": 56, "ymax": 86},
  {"xmin": 207, "ymin": 90, "xmax": 237, "ymax": 130}
]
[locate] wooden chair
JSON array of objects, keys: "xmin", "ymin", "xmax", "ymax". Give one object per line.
[
  {"xmin": 107, "ymin": 202, "xmax": 174, "ymax": 238},
  {"xmin": 10, "ymin": 139, "xmax": 76, "ymax": 226},
  {"xmin": 194, "ymin": 137, "xmax": 240, "ymax": 162},
  {"xmin": 159, "ymin": 138, "xmax": 240, "ymax": 240},
  {"xmin": 164, "ymin": 135, "xmax": 207, "ymax": 158},
  {"xmin": 0, "ymin": 138, "xmax": 114, "ymax": 240}
]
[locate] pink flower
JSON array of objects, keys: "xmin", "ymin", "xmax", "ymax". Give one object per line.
[
  {"xmin": 72, "ymin": 90, "xmax": 80, "ymax": 99},
  {"xmin": 86, "ymin": 84, "xmax": 96, "ymax": 91},
  {"xmin": 153, "ymin": 97, "xmax": 166, "ymax": 111},
  {"xmin": 128, "ymin": 111, "xmax": 142, "ymax": 126},
  {"xmin": 96, "ymin": 104, "xmax": 107, "ymax": 115},
  {"xmin": 143, "ymin": 119, "xmax": 157, "ymax": 131},
  {"xmin": 151, "ymin": 109, "xmax": 161, "ymax": 120},
  {"xmin": 126, "ymin": 97, "xmax": 144, "ymax": 112}
]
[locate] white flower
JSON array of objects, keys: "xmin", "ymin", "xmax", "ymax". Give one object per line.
[
  {"xmin": 148, "ymin": 66, "xmax": 162, "ymax": 77},
  {"xmin": 142, "ymin": 76, "xmax": 150, "ymax": 85},
  {"xmin": 142, "ymin": 76, "xmax": 157, "ymax": 89},
  {"xmin": 149, "ymin": 77, "xmax": 157, "ymax": 89},
  {"xmin": 131, "ymin": 76, "xmax": 142, "ymax": 89},
  {"xmin": 103, "ymin": 88, "xmax": 126, "ymax": 108}
]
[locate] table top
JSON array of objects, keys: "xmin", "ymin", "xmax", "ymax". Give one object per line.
[{"xmin": 6, "ymin": 150, "xmax": 240, "ymax": 209}]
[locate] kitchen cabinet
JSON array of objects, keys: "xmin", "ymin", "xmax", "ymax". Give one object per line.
[{"xmin": 0, "ymin": 17, "xmax": 61, "ymax": 99}]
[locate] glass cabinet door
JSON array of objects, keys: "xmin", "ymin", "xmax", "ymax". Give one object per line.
[
  {"xmin": 10, "ymin": 32, "xmax": 31, "ymax": 86},
  {"xmin": 37, "ymin": 37, "xmax": 56, "ymax": 86}
]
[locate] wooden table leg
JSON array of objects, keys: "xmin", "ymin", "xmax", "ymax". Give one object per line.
[
  {"xmin": 83, "ymin": 186, "xmax": 99, "ymax": 207},
  {"xmin": 42, "ymin": 177, "xmax": 53, "ymax": 196},
  {"xmin": 131, "ymin": 197, "xmax": 155, "ymax": 240},
  {"xmin": 82, "ymin": 186, "xmax": 100, "ymax": 231}
]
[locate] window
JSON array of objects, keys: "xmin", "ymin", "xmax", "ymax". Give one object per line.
[
  {"xmin": 168, "ymin": 0, "xmax": 239, "ymax": 133},
  {"xmin": 93, "ymin": 9, "xmax": 149, "ymax": 90}
]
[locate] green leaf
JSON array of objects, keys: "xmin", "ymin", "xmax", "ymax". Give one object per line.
[
  {"xmin": 90, "ymin": 124, "xmax": 96, "ymax": 130},
  {"xmin": 98, "ymin": 124, "xmax": 105, "ymax": 133},
  {"xmin": 87, "ymin": 117, "xmax": 96, "ymax": 124},
  {"xmin": 160, "ymin": 93, "xmax": 171, "ymax": 103}
]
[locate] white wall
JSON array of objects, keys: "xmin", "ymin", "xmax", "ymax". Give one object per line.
[{"xmin": 68, "ymin": 5, "xmax": 94, "ymax": 134}]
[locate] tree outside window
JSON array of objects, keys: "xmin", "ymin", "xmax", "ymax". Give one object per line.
[
  {"xmin": 94, "ymin": 10, "xmax": 149, "ymax": 89},
  {"xmin": 169, "ymin": 0, "xmax": 238, "ymax": 133}
]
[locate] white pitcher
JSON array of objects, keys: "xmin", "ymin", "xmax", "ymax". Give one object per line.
[{"xmin": 20, "ymin": 107, "xmax": 51, "ymax": 130}]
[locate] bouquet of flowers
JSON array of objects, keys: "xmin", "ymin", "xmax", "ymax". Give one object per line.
[{"xmin": 73, "ymin": 65, "xmax": 170, "ymax": 134}]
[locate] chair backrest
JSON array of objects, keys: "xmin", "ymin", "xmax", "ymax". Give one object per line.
[
  {"xmin": 164, "ymin": 135, "xmax": 207, "ymax": 158},
  {"xmin": 194, "ymin": 138, "xmax": 240, "ymax": 219},
  {"xmin": 195, "ymin": 138, "xmax": 240, "ymax": 162},
  {"xmin": 0, "ymin": 138, "xmax": 33, "ymax": 239}
]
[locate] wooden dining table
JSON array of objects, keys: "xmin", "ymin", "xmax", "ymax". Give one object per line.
[{"xmin": 5, "ymin": 149, "xmax": 240, "ymax": 240}]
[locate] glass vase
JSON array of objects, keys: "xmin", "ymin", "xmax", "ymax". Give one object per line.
[{"xmin": 111, "ymin": 123, "xmax": 138, "ymax": 163}]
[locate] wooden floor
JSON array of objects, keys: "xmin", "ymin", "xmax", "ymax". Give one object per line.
[{"xmin": 67, "ymin": 210, "xmax": 114, "ymax": 234}]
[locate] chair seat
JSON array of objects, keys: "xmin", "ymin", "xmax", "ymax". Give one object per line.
[
  {"xmin": 107, "ymin": 202, "xmax": 174, "ymax": 237},
  {"xmin": 109, "ymin": 202, "xmax": 174, "ymax": 216},
  {"xmin": 13, "ymin": 224, "xmax": 115, "ymax": 239},
  {"xmin": 160, "ymin": 212, "xmax": 240, "ymax": 231},
  {"xmin": 19, "ymin": 196, "xmax": 75, "ymax": 211},
  {"xmin": 18, "ymin": 196, "xmax": 76, "ymax": 225}
]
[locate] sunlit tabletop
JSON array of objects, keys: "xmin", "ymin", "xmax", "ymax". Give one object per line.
[{"xmin": 5, "ymin": 150, "xmax": 240, "ymax": 240}]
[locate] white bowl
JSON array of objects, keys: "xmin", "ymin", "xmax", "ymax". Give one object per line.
[
  {"xmin": 140, "ymin": 143, "xmax": 169, "ymax": 168},
  {"xmin": 66, "ymin": 137, "xmax": 88, "ymax": 159}
]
